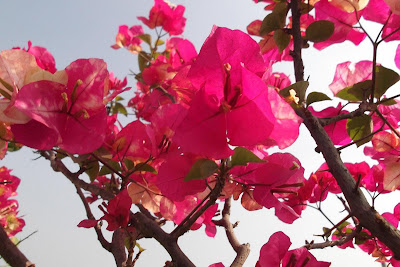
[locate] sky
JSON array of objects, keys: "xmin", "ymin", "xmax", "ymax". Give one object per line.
[{"xmin": 1, "ymin": 0, "xmax": 399, "ymax": 266}]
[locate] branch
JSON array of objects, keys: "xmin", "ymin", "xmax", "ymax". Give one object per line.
[
  {"xmin": 304, "ymin": 226, "xmax": 362, "ymax": 250},
  {"xmin": 75, "ymin": 186, "xmax": 112, "ymax": 252},
  {"xmin": 111, "ymin": 228, "xmax": 127, "ymax": 267},
  {"xmin": 40, "ymin": 151, "xmax": 115, "ymax": 200},
  {"xmin": 171, "ymin": 176, "xmax": 224, "ymax": 238},
  {"xmin": 0, "ymin": 224, "xmax": 35, "ymax": 267},
  {"xmin": 131, "ymin": 212, "xmax": 195, "ymax": 267},
  {"xmin": 318, "ymin": 103, "xmax": 370, "ymax": 127},
  {"xmin": 290, "ymin": 0, "xmax": 304, "ymax": 82},
  {"xmin": 291, "ymin": 0, "xmax": 400, "ymax": 260},
  {"xmin": 218, "ymin": 197, "xmax": 250, "ymax": 267}
]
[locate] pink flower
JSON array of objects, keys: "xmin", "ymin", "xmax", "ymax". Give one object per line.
[
  {"xmin": 329, "ymin": 61, "xmax": 373, "ymax": 95},
  {"xmin": 314, "ymin": 0, "xmax": 366, "ymax": 50},
  {"xmin": 11, "ymin": 58, "xmax": 108, "ymax": 154},
  {"xmin": 137, "ymin": 0, "xmax": 186, "ymax": 35},
  {"xmin": 174, "ymin": 27, "xmax": 288, "ymax": 159},
  {"xmin": 15, "ymin": 41, "xmax": 57, "ymax": 74},
  {"xmin": 257, "ymin": 231, "xmax": 331, "ymax": 266},
  {"xmin": 111, "ymin": 25, "xmax": 144, "ymax": 53},
  {"xmin": 309, "ymin": 104, "xmax": 351, "ymax": 145}
]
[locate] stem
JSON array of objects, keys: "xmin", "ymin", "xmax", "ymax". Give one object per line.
[
  {"xmin": 220, "ymin": 197, "xmax": 250, "ymax": 267},
  {"xmin": 370, "ymin": 42, "xmax": 378, "ymax": 103},
  {"xmin": 75, "ymin": 186, "xmax": 112, "ymax": 252}
]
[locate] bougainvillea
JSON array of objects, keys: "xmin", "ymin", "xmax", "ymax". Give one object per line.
[{"xmin": 3, "ymin": 0, "xmax": 400, "ymax": 266}]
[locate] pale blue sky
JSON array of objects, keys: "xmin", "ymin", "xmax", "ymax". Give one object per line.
[{"xmin": 1, "ymin": 0, "xmax": 398, "ymax": 266}]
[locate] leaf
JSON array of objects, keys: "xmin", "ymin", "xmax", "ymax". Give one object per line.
[
  {"xmin": 123, "ymin": 158, "xmax": 135, "ymax": 171},
  {"xmin": 231, "ymin": 147, "xmax": 265, "ymax": 167},
  {"xmin": 337, "ymin": 221, "xmax": 350, "ymax": 231},
  {"xmin": 138, "ymin": 51, "xmax": 149, "ymax": 72},
  {"xmin": 85, "ymin": 160, "xmax": 100, "ymax": 182},
  {"xmin": 6, "ymin": 142, "xmax": 22, "ymax": 152},
  {"xmin": 305, "ymin": 20, "xmax": 334, "ymax": 43},
  {"xmin": 114, "ymin": 96, "xmax": 124, "ymax": 101},
  {"xmin": 323, "ymin": 227, "xmax": 332, "ymax": 238},
  {"xmin": 380, "ymin": 98, "xmax": 397, "ymax": 106},
  {"xmin": 346, "ymin": 114, "xmax": 372, "ymax": 147},
  {"xmin": 99, "ymin": 160, "xmax": 122, "ymax": 176},
  {"xmin": 138, "ymin": 34, "xmax": 152, "ymax": 45},
  {"xmin": 374, "ymin": 65, "xmax": 400, "ymax": 99},
  {"xmin": 155, "ymin": 39, "xmax": 165, "ymax": 46},
  {"xmin": 135, "ymin": 163, "xmax": 157, "ymax": 174},
  {"xmin": 336, "ymin": 80, "xmax": 372, "ymax": 101},
  {"xmin": 355, "ymin": 231, "xmax": 369, "ymax": 245},
  {"xmin": 112, "ymin": 102, "xmax": 128, "ymax": 116},
  {"xmin": 273, "ymin": 29, "xmax": 290, "ymax": 53},
  {"xmin": 259, "ymin": 3, "xmax": 287, "ymax": 35},
  {"xmin": 184, "ymin": 159, "xmax": 218, "ymax": 181},
  {"xmin": 299, "ymin": 2, "xmax": 314, "ymax": 14},
  {"xmin": 306, "ymin": 92, "xmax": 331, "ymax": 106},
  {"xmin": 279, "ymin": 81, "xmax": 309, "ymax": 103}
]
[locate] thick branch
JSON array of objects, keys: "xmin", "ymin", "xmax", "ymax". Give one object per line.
[
  {"xmin": 111, "ymin": 229, "xmax": 127, "ymax": 267},
  {"xmin": 290, "ymin": 0, "xmax": 304, "ymax": 82},
  {"xmin": 0, "ymin": 224, "xmax": 35, "ymax": 267},
  {"xmin": 131, "ymin": 212, "xmax": 195, "ymax": 267},
  {"xmin": 298, "ymin": 108, "xmax": 400, "ymax": 259},
  {"xmin": 219, "ymin": 197, "xmax": 250, "ymax": 267},
  {"xmin": 290, "ymin": 0, "xmax": 400, "ymax": 259}
]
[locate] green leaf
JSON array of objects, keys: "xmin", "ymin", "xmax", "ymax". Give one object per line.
[
  {"xmin": 123, "ymin": 158, "xmax": 135, "ymax": 171},
  {"xmin": 346, "ymin": 115, "xmax": 372, "ymax": 147},
  {"xmin": 155, "ymin": 39, "xmax": 165, "ymax": 46},
  {"xmin": 344, "ymin": 228, "xmax": 353, "ymax": 234},
  {"xmin": 231, "ymin": 147, "xmax": 265, "ymax": 167},
  {"xmin": 323, "ymin": 227, "xmax": 331, "ymax": 238},
  {"xmin": 306, "ymin": 92, "xmax": 331, "ymax": 106},
  {"xmin": 374, "ymin": 65, "xmax": 400, "ymax": 99},
  {"xmin": 138, "ymin": 51, "xmax": 149, "ymax": 72},
  {"xmin": 299, "ymin": 2, "xmax": 314, "ymax": 14},
  {"xmin": 135, "ymin": 163, "xmax": 157, "ymax": 174},
  {"xmin": 114, "ymin": 96, "xmax": 124, "ymax": 101},
  {"xmin": 273, "ymin": 29, "xmax": 290, "ymax": 53},
  {"xmin": 380, "ymin": 98, "xmax": 397, "ymax": 106},
  {"xmin": 337, "ymin": 221, "xmax": 350, "ymax": 231},
  {"xmin": 185, "ymin": 159, "xmax": 218, "ymax": 181},
  {"xmin": 305, "ymin": 20, "xmax": 334, "ymax": 43},
  {"xmin": 85, "ymin": 160, "xmax": 100, "ymax": 182},
  {"xmin": 279, "ymin": 81, "xmax": 309, "ymax": 104},
  {"xmin": 138, "ymin": 34, "xmax": 152, "ymax": 45},
  {"xmin": 355, "ymin": 231, "xmax": 369, "ymax": 245},
  {"xmin": 99, "ymin": 160, "xmax": 122, "ymax": 176},
  {"xmin": 6, "ymin": 142, "xmax": 22, "ymax": 152},
  {"xmin": 259, "ymin": 3, "xmax": 287, "ymax": 35},
  {"xmin": 112, "ymin": 102, "xmax": 128, "ymax": 116},
  {"xmin": 336, "ymin": 80, "xmax": 372, "ymax": 101}
]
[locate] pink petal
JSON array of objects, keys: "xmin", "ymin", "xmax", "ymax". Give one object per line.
[
  {"xmin": 77, "ymin": 219, "xmax": 98, "ymax": 228},
  {"xmin": 258, "ymin": 231, "xmax": 291, "ymax": 267}
]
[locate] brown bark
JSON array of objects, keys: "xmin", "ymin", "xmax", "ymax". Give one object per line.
[
  {"xmin": 0, "ymin": 225, "xmax": 35, "ymax": 267},
  {"xmin": 290, "ymin": 0, "xmax": 400, "ymax": 259}
]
